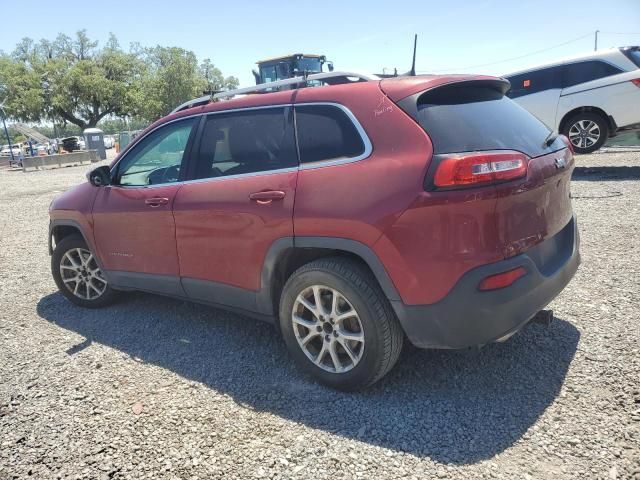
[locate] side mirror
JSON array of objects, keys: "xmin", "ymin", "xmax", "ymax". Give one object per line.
[
  {"xmin": 327, "ymin": 62, "xmax": 334, "ymax": 72},
  {"xmin": 87, "ymin": 165, "xmax": 111, "ymax": 187}
]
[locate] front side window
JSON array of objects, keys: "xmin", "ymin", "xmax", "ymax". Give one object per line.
[
  {"xmin": 115, "ymin": 118, "xmax": 195, "ymax": 186},
  {"xmin": 193, "ymin": 107, "xmax": 297, "ymax": 180},
  {"xmin": 295, "ymin": 105, "xmax": 365, "ymax": 164},
  {"xmin": 562, "ymin": 61, "xmax": 623, "ymax": 88}
]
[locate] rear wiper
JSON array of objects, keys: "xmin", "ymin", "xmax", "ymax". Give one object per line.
[{"xmin": 543, "ymin": 132, "xmax": 558, "ymax": 148}]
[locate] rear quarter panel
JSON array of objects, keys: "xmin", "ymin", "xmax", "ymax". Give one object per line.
[{"xmin": 292, "ymin": 83, "xmax": 432, "ymax": 247}]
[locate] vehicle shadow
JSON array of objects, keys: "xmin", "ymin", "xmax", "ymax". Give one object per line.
[
  {"xmin": 36, "ymin": 291, "xmax": 579, "ymax": 465},
  {"xmin": 573, "ymin": 165, "xmax": 640, "ymax": 181}
]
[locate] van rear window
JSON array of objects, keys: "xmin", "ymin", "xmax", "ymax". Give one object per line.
[
  {"xmin": 416, "ymin": 84, "xmax": 563, "ymax": 158},
  {"xmin": 621, "ymin": 47, "xmax": 640, "ymax": 68}
]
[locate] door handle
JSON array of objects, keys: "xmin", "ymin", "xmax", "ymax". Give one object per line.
[
  {"xmin": 145, "ymin": 197, "xmax": 169, "ymax": 207},
  {"xmin": 249, "ymin": 190, "xmax": 286, "ymax": 205}
]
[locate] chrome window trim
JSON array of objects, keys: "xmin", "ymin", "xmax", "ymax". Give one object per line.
[
  {"xmin": 108, "ymin": 102, "xmax": 372, "ymax": 189},
  {"xmin": 108, "ymin": 106, "xmax": 292, "ymax": 187},
  {"xmin": 180, "ymin": 166, "xmax": 299, "ymax": 186},
  {"xmin": 294, "ymin": 102, "xmax": 373, "ymax": 170}
]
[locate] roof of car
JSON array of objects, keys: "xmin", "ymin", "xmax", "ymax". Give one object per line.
[
  {"xmin": 257, "ymin": 54, "xmax": 324, "ymax": 64},
  {"xmin": 503, "ymin": 47, "xmax": 631, "ymax": 76},
  {"xmin": 169, "ymin": 74, "xmax": 503, "ymax": 118},
  {"xmin": 124, "ymin": 73, "xmax": 504, "ymax": 162}
]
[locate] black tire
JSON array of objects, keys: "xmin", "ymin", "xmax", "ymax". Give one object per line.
[
  {"xmin": 279, "ymin": 257, "xmax": 403, "ymax": 391},
  {"xmin": 562, "ymin": 112, "xmax": 609, "ymax": 154},
  {"xmin": 51, "ymin": 234, "xmax": 118, "ymax": 308}
]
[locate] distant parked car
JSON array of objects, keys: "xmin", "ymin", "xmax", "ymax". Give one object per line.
[
  {"xmin": 103, "ymin": 136, "xmax": 115, "ymax": 149},
  {"xmin": 504, "ymin": 46, "xmax": 640, "ymax": 153},
  {"xmin": 60, "ymin": 136, "xmax": 83, "ymax": 152},
  {"xmin": 0, "ymin": 144, "xmax": 22, "ymax": 157}
]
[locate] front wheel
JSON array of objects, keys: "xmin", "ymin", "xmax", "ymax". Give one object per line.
[
  {"xmin": 279, "ymin": 258, "xmax": 403, "ymax": 391},
  {"xmin": 563, "ymin": 113, "xmax": 609, "ymax": 154},
  {"xmin": 51, "ymin": 234, "xmax": 118, "ymax": 308}
]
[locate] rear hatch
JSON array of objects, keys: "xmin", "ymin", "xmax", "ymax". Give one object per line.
[{"xmin": 388, "ymin": 78, "xmax": 574, "ymax": 260}]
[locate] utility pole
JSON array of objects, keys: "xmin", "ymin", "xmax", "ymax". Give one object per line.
[
  {"xmin": 0, "ymin": 106, "xmax": 16, "ymax": 165},
  {"xmin": 595, "ymin": 30, "xmax": 599, "ymax": 51}
]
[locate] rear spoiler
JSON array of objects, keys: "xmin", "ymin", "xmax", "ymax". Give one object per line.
[{"xmin": 390, "ymin": 78, "xmax": 511, "ymax": 124}]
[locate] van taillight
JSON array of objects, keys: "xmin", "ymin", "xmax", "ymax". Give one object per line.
[
  {"xmin": 631, "ymin": 78, "xmax": 640, "ymax": 87},
  {"xmin": 433, "ymin": 151, "xmax": 528, "ymax": 188}
]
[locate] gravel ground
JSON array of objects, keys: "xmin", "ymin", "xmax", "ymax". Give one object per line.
[{"xmin": 0, "ymin": 152, "xmax": 639, "ymax": 480}]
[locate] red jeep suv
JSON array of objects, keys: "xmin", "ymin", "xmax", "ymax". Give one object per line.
[{"xmin": 49, "ymin": 75, "xmax": 580, "ymax": 390}]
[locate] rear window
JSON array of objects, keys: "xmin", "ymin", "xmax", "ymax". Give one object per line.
[
  {"xmin": 416, "ymin": 84, "xmax": 563, "ymax": 158},
  {"xmin": 621, "ymin": 47, "xmax": 640, "ymax": 68}
]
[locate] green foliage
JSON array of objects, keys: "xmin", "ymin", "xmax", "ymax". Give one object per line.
[
  {"xmin": 136, "ymin": 48, "xmax": 239, "ymax": 122},
  {"xmin": 0, "ymin": 31, "xmax": 239, "ymax": 129}
]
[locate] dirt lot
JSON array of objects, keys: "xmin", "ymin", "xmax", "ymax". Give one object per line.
[{"xmin": 1, "ymin": 152, "xmax": 639, "ymax": 479}]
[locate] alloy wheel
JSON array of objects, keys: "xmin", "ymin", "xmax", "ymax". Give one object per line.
[
  {"xmin": 59, "ymin": 248, "xmax": 107, "ymax": 300},
  {"xmin": 291, "ymin": 285, "xmax": 365, "ymax": 373},
  {"xmin": 568, "ymin": 120, "xmax": 600, "ymax": 150}
]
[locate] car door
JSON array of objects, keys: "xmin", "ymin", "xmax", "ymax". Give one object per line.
[
  {"xmin": 92, "ymin": 117, "xmax": 197, "ymax": 295},
  {"xmin": 173, "ymin": 106, "xmax": 298, "ymax": 313},
  {"xmin": 557, "ymin": 60, "xmax": 633, "ymax": 128},
  {"xmin": 506, "ymin": 66, "xmax": 563, "ymax": 130}
]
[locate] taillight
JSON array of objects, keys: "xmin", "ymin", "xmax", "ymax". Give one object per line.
[
  {"xmin": 631, "ymin": 78, "xmax": 640, "ymax": 87},
  {"xmin": 559, "ymin": 134, "xmax": 574, "ymax": 154},
  {"xmin": 478, "ymin": 267, "xmax": 527, "ymax": 291},
  {"xmin": 433, "ymin": 151, "xmax": 528, "ymax": 188}
]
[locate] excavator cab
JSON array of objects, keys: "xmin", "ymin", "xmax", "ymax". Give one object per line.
[{"xmin": 253, "ymin": 54, "xmax": 333, "ymax": 85}]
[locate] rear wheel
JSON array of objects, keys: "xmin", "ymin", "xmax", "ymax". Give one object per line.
[
  {"xmin": 279, "ymin": 257, "xmax": 403, "ymax": 391},
  {"xmin": 563, "ymin": 112, "xmax": 609, "ymax": 154},
  {"xmin": 52, "ymin": 234, "xmax": 118, "ymax": 308}
]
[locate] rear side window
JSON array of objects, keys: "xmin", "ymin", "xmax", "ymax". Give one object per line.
[
  {"xmin": 506, "ymin": 66, "xmax": 563, "ymax": 98},
  {"xmin": 562, "ymin": 61, "xmax": 623, "ymax": 88},
  {"xmin": 417, "ymin": 84, "xmax": 562, "ymax": 158},
  {"xmin": 192, "ymin": 107, "xmax": 297, "ymax": 180},
  {"xmin": 295, "ymin": 105, "xmax": 365, "ymax": 164}
]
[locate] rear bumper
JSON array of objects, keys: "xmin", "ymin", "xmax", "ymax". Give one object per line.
[{"xmin": 392, "ymin": 216, "xmax": 580, "ymax": 349}]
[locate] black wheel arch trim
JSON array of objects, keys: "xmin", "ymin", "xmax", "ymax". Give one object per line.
[
  {"xmin": 50, "ymin": 218, "xmax": 109, "ymax": 283},
  {"xmin": 258, "ymin": 236, "xmax": 401, "ymax": 317},
  {"xmin": 49, "ymin": 219, "xmax": 103, "ymax": 263}
]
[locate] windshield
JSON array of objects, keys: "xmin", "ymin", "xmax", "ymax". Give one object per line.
[{"xmin": 296, "ymin": 58, "xmax": 322, "ymax": 73}]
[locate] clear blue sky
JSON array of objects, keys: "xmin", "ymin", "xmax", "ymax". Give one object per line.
[{"xmin": 1, "ymin": 0, "xmax": 639, "ymax": 86}]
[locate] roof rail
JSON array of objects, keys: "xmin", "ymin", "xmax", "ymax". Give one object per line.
[{"xmin": 170, "ymin": 71, "xmax": 379, "ymax": 114}]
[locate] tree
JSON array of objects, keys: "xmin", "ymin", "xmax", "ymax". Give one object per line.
[
  {"xmin": 0, "ymin": 31, "xmax": 239, "ymax": 129},
  {"xmin": 136, "ymin": 48, "xmax": 238, "ymax": 122},
  {"xmin": 0, "ymin": 31, "xmax": 144, "ymax": 130},
  {"xmin": 200, "ymin": 58, "xmax": 239, "ymax": 94}
]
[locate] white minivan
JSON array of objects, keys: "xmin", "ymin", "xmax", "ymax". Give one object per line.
[{"xmin": 504, "ymin": 46, "xmax": 640, "ymax": 153}]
